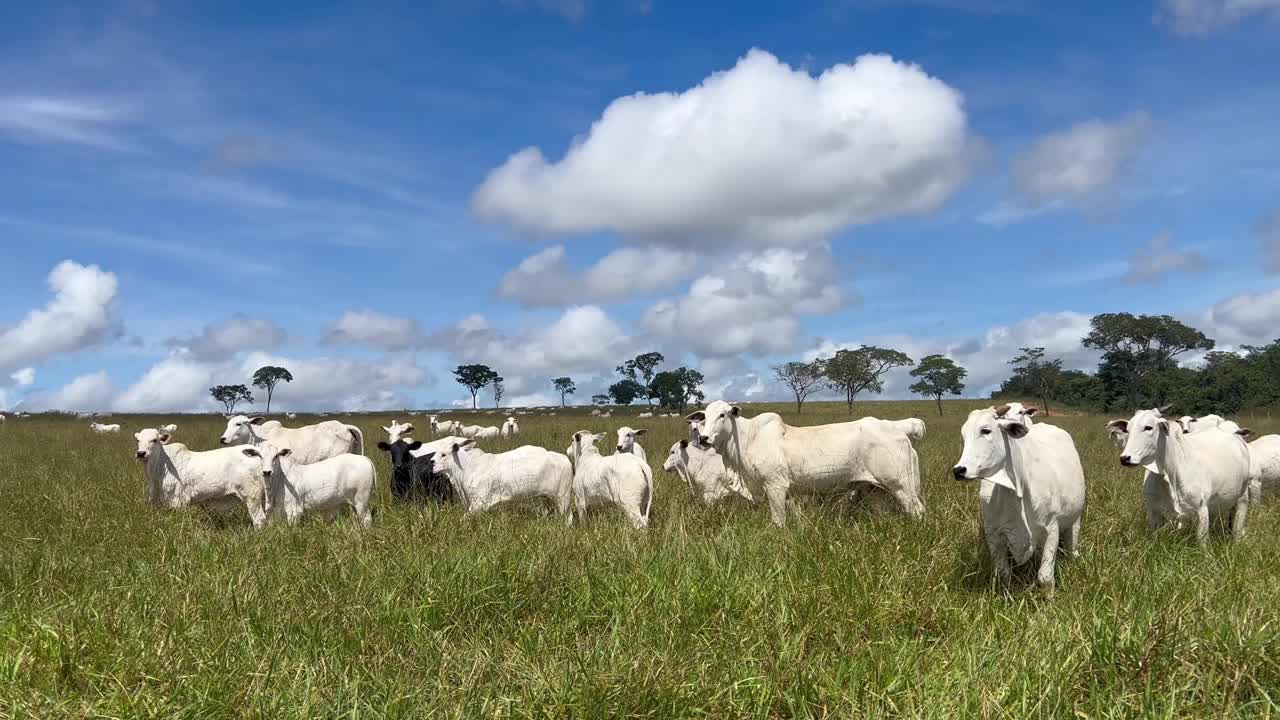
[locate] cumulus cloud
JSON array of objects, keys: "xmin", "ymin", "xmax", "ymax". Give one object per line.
[
  {"xmin": 1259, "ymin": 211, "xmax": 1280, "ymax": 274},
  {"xmin": 1120, "ymin": 232, "xmax": 1208, "ymax": 285},
  {"xmin": 1011, "ymin": 113, "xmax": 1151, "ymax": 204},
  {"xmin": 473, "ymin": 49, "xmax": 976, "ymax": 247},
  {"xmin": 498, "ymin": 245, "xmax": 697, "ymax": 306},
  {"xmin": 24, "ymin": 370, "xmax": 115, "ymax": 411},
  {"xmin": 323, "ymin": 310, "xmax": 424, "ymax": 351},
  {"xmin": 10, "ymin": 368, "xmax": 35, "ymax": 387},
  {"xmin": 642, "ymin": 247, "xmax": 844, "ymax": 357},
  {"xmin": 0, "ymin": 260, "xmax": 120, "ymax": 374},
  {"xmin": 1199, "ymin": 287, "xmax": 1280, "ymax": 346},
  {"xmin": 166, "ymin": 315, "xmax": 287, "ymax": 361},
  {"xmin": 1156, "ymin": 0, "xmax": 1280, "ymax": 35},
  {"xmin": 433, "ymin": 306, "xmax": 634, "ymax": 378}
]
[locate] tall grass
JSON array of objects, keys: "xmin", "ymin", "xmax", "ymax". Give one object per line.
[{"xmin": 1, "ymin": 401, "xmax": 1278, "ymax": 717}]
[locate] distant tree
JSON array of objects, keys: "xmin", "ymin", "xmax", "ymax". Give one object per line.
[
  {"xmin": 607, "ymin": 379, "xmax": 646, "ymax": 405},
  {"xmin": 771, "ymin": 360, "xmax": 826, "ymax": 413},
  {"xmin": 591, "ymin": 394, "xmax": 610, "ymax": 406},
  {"xmin": 650, "ymin": 367, "xmax": 705, "ymax": 412},
  {"xmin": 493, "ymin": 376, "xmax": 505, "ymax": 408},
  {"xmin": 1007, "ymin": 347, "xmax": 1062, "ymax": 416},
  {"xmin": 617, "ymin": 352, "xmax": 666, "ymax": 406},
  {"xmin": 251, "ymin": 366, "xmax": 293, "ymax": 414},
  {"xmin": 552, "ymin": 377, "xmax": 576, "ymax": 407},
  {"xmin": 454, "ymin": 364, "xmax": 500, "ymax": 410},
  {"xmin": 1081, "ymin": 313, "xmax": 1213, "ymax": 410},
  {"xmin": 210, "ymin": 384, "xmax": 254, "ymax": 414},
  {"xmin": 823, "ymin": 346, "xmax": 914, "ymax": 414},
  {"xmin": 909, "ymin": 355, "xmax": 966, "ymax": 416}
]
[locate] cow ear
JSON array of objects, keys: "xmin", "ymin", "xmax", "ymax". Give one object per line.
[
  {"xmin": 1105, "ymin": 419, "xmax": 1128, "ymax": 432},
  {"xmin": 461, "ymin": 438, "xmax": 476, "ymax": 448},
  {"xmin": 1001, "ymin": 421, "xmax": 1029, "ymax": 439},
  {"xmin": 1157, "ymin": 420, "xmax": 1171, "ymax": 434},
  {"xmin": 451, "ymin": 442, "xmax": 461, "ymax": 453},
  {"xmin": 402, "ymin": 424, "xmax": 414, "ymax": 435},
  {"xmin": 634, "ymin": 429, "xmax": 647, "ymax": 437},
  {"xmin": 248, "ymin": 416, "xmax": 266, "ymax": 425},
  {"xmin": 729, "ymin": 406, "xmax": 740, "ymax": 417},
  {"xmin": 279, "ymin": 448, "xmax": 292, "ymax": 457},
  {"xmin": 1025, "ymin": 407, "xmax": 1038, "ymax": 416},
  {"xmin": 381, "ymin": 426, "xmax": 391, "ymax": 434},
  {"xmin": 994, "ymin": 404, "xmax": 1011, "ymax": 418},
  {"xmin": 1236, "ymin": 428, "xmax": 1253, "ymax": 438},
  {"xmin": 241, "ymin": 447, "xmax": 260, "ymax": 457},
  {"xmin": 679, "ymin": 439, "xmax": 689, "ymax": 449},
  {"xmin": 158, "ymin": 433, "xmax": 171, "ymax": 444},
  {"xmin": 685, "ymin": 411, "xmax": 706, "ymax": 422},
  {"xmin": 408, "ymin": 440, "xmax": 423, "ymax": 450},
  {"xmin": 377, "ymin": 441, "xmax": 392, "ymax": 451}
]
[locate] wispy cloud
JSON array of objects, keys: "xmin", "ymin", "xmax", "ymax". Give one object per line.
[{"xmin": 0, "ymin": 95, "xmax": 140, "ymax": 151}]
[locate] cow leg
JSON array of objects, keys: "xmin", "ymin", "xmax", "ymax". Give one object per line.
[
  {"xmin": 1232, "ymin": 492, "xmax": 1250, "ymax": 540},
  {"xmin": 1249, "ymin": 478, "xmax": 1262, "ymax": 506},
  {"xmin": 1036, "ymin": 524, "xmax": 1060, "ymax": 599},
  {"xmin": 765, "ymin": 486, "xmax": 788, "ymax": 527},
  {"xmin": 889, "ymin": 487, "xmax": 924, "ymax": 518},
  {"xmin": 1145, "ymin": 504, "xmax": 1162, "ymax": 531},
  {"xmin": 245, "ymin": 496, "xmax": 267, "ymax": 531},
  {"xmin": 1195, "ymin": 504, "xmax": 1210, "ymax": 545},
  {"xmin": 985, "ymin": 531, "xmax": 1011, "ymax": 588},
  {"xmin": 1064, "ymin": 517, "xmax": 1082, "ymax": 558}
]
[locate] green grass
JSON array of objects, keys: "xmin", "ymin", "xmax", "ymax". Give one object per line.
[{"xmin": 2, "ymin": 401, "xmax": 1279, "ymax": 718}]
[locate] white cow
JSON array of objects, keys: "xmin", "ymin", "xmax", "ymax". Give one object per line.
[
  {"xmin": 1248, "ymin": 434, "xmax": 1280, "ymax": 503},
  {"xmin": 257, "ymin": 444, "xmax": 376, "ymax": 527},
  {"xmin": 638, "ymin": 412, "xmax": 654, "ymax": 418},
  {"xmin": 1104, "ymin": 419, "xmax": 1181, "ymax": 530},
  {"xmin": 219, "ymin": 415, "xmax": 364, "ymax": 463},
  {"xmin": 856, "ymin": 416, "xmax": 927, "ymax": 441},
  {"xmin": 429, "ymin": 416, "xmax": 459, "ymax": 436},
  {"xmin": 456, "ymin": 424, "xmax": 500, "ymax": 440},
  {"xmin": 662, "ymin": 437, "xmax": 754, "ymax": 505},
  {"xmin": 1109, "ymin": 408, "xmax": 1251, "ymax": 542},
  {"xmin": 427, "ymin": 439, "xmax": 573, "ymax": 522},
  {"xmin": 1184, "ymin": 414, "xmax": 1226, "ymax": 433},
  {"xmin": 952, "ymin": 407, "xmax": 1085, "ymax": 597},
  {"xmin": 287, "ymin": 413, "xmax": 298, "ymax": 419},
  {"xmin": 614, "ymin": 427, "xmax": 648, "ymax": 464},
  {"xmin": 134, "ymin": 428, "xmax": 268, "ymax": 529},
  {"xmin": 90, "ymin": 422, "xmax": 121, "ymax": 433},
  {"xmin": 688, "ymin": 401, "xmax": 924, "ymax": 526},
  {"xmin": 501, "ymin": 417, "xmax": 520, "ymax": 438},
  {"xmin": 590, "ymin": 409, "xmax": 602, "ymax": 417},
  {"xmin": 0, "ymin": 414, "xmax": 6, "ymax": 422},
  {"xmin": 383, "ymin": 420, "xmax": 414, "ymax": 444},
  {"xmin": 566, "ymin": 431, "xmax": 653, "ymax": 529}
]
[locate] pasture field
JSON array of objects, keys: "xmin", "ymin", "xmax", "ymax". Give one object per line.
[{"xmin": 2, "ymin": 401, "xmax": 1280, "ymax": 718}]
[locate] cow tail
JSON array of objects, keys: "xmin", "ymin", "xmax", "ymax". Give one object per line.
[{"xmin": 347, "ymin": 425, "xmax": 365, "ymax": 456}]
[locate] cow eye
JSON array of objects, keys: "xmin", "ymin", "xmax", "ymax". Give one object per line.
[
  {"xmin": 979, "ymin": 428, "xmax": 991, "ymax": 436},
  {"xmin": 1143, "ymin": 426, "xmax": 1153, "ymax": 432}
]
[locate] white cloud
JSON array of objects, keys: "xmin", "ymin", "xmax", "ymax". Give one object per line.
[
  {"xmin": 1156, "ymin": 0, "xmax": 1280, "ymax": 35},
  {"xmin": 497, "ymin": 245, "xmax": 697, "ymax": 306},
  {"xmin": 25, "ymin": 371, "xmax": 116, "ymax": 411},
  {"xmin": 323, "ymin": 310, "xmax": 424, "ymax": 351},
  {"xmin": 10, "ymin": 368, "xmax": 35, "ymax": 387},
  {"xmin": 1120, "ymin": 231, "xmax": 1208, "ymax": 285},
  {"xmin": 0, "ymin": 95, "xmax": 137, "ymax": 151},
  {"xmin": 1011, "ymin": 113, "xmax": 1151, "ymax": 204},
  {"xmin": 1199, "ymin": 287, "xmax": 1280, "ymax": 346},
  {"xmin": 473, "ymin": 49, "xmax": 976, "ymax": 247},
  {"xmin": 642, "ymin": 247, "xmax": 844, "ymax": 357},
  {"xmin": 167, "ymin": 315, "xmax": 287, "ymax": 361},
  {"xmin": 0, "ymin": 260, "xmax": 120, "ymax": 374},
  {"xmin": 434, "ymin": 306, "xmax": 634, "ymax": 379}
]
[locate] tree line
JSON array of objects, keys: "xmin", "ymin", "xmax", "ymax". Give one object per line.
[{"xmin": 772, "ymin": 349, "xmax": 966, "ymax": 416}]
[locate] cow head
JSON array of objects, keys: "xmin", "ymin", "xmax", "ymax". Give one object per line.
[
  {"xmin": 1116, "ymin": 408, "xmax": 1176, "ymax": 468},
  {"xmin": 1104, "ymin": 419, "xmax": 1129, "ymax": 449},
  {"xmin": 616, "ymin": 427, "xmax": 646, "ymax": 454},
  {"xmin": 382, "ymin": 420, "xmax": 414, "ymax": 444},
  {"xmin": 133, "ymin": 428, "xmax": 173, "ymax": 460},
  {"xmin": 952, "ymin": 408, "xmax": 1029, "ymax": 482},
  {"xmin": 567, "ymin": 430, "xmax": 605, "ymax": 463},
  {"xmin": 687, "ymin": 401, "xmax": 739, "ymax": 451},
  {"xmin": 219, "ymin": 415, "xmax": 266, "ymax": 445},
  {"xmin": 258, "ymin": 444, "xmax": 293, "ymax": 478},
  {"xmin": 378, "ymin": 439, "xmax": 425, "ymax": 471}
]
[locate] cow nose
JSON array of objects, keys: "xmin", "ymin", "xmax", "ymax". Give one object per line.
[
  {"xmin": 219, "ymin": 438, "xmax": 228, "ymax": 445},
  {"xmin": 262, "ymin": 470, "xmax": 272, "ymax": 477},
  {"xmin": 135, "ymin": 451, "xmax": 146, "ymax": 458},
  {"xmin": 617, "ymin": 445, "xmax": 624, "ymax": 452},
  {"xmin": 1120, "ymin": 455, "xmax": 1133, "ymax": 466},
  {"xmin": 952, "ymin": 465, "xmax": 967, "ymax": 480},
  {"xmin": 699, "ymin": 435, "xmax": 711, "ymax": 445}
]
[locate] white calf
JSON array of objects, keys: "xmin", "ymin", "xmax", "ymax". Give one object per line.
[
  {"xmin": 134, "ymin": 428, "xmax": 267, "ymax": 529},
  {"xmin": 614, "ymin": 427, "xmax": 648, "ymax": 464},
  {"xmin": 90, "ymin": 422, "xmax": 121, "ymax": 433},
  {"xmin": 663, "ymin": 438, "xmax": 754, "ymax": 505},
  {"xmin": 258, "ymin": 445, "xmax": 376, "ymax": 527},
  {"xmin": 428, "ymin": 439, "xmax": 573, "ymax": 522},
  {"xmin": 567, "ymin": 431, "xmax": 653, "ymax": 529},
  {"xmin": 219, "ymin": 415, "xmax": 363, "ymax": 463}
]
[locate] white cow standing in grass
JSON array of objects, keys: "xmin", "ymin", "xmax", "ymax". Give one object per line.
[
  {"xmin": 429, "ymin": 416, "xmax": 458, "ymax": 436},
  {"xmin": 662, "ymin": 437, "xmax": 755, "ymax": 505},
  {"xmin": 688, "ymin": 401, "xmax": 925, "ymax": 526},
  {"xmin": 90, "ymin": 422, "xmax": 121, "ymax": 433},
  {"xmin": 1247, "ymin": 434, "xmax": 1280, "ymax": 503},
  {"xmin": 134, "ymin": 428, "xmax": 268, "ymax": 529},
  {"xmin": 1108, "ymin": 408, "xmax": 1251, "ymax": 542},
  {"xmin": 219, "ymin": 415, "xmax": 364, "ymax": 463},
  {"xmin": 952, "ymin": 406, "xmax": 1086, "ymax": 598},
  {"xmin": 502, "ymin": 417, "xmax": 520, "ymax": 438},
  {"xmin": 566, "ymin": 431, "xmax": 653, "ymax": 529},
  {"xmin": 614, "ymin": 427, "xmax": 647, "ymax": 464},
  {"xmin": 456, "ymin": 424, "xmax": 501, "ymax": 440},
  {"xmin": 257, "ymin": 444, "xmax": 376, "ymax": 527},
  {"xmin": 427, "ymin": 439, "xmax": 574, "ymax": 523}
]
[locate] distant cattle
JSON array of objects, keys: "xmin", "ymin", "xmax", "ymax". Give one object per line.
[{"xmin": 90, "ymin": 422, "xmax": 121, "ymax": 433}]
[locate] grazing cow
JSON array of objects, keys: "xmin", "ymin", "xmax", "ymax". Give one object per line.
[
  {"xmin": 1108, "ymin": 408, "xmax": 1251, "ymax": 542},
  {"xmin": 429, "ymin": 416, "xmax": 458, "ymax": 436},
  {"xmin": 428, "ymin": 439, "xmax": 573, "ymax": 522},
  {"xmin": 501, "ymin": 417, "xmax": 520, "ymax": 438},
  {"xmin": 257, "ymin": 444, "xmax": 376, "ymax": 527},
  {"xmin": 377, "ymin": 439, "xmax": 453, "ymax": 502},
  {"xmin": 663, "ymin": 437, "xmax": 754, "ymax": 505},
  {"xmin": 590, "ymin": 409, "xmax": 602, "ymax": 417},
  {"xmin": 456, "ymin": 424, "xmax": 500, "ymax": 440},
  {"xmin": 287, "ymin": 412, "xmax": 298, "ymax": 419},
  {"xmin": 219, "ymin": 415, "xmax": 364, "ymax": 463},
  {"xmin": 382, "ymin": 420, "xmax": 414, "ymax": 444},
  {"xmin": 566, "ymin": 431, "xmax": 653, "ymax": 529},
  {"xmin": 134, "ymin": 428, "xmax": 268, "ymax": 529},
  {"xmin": 952, "ymin": 407, "xmax": 1085, "ymax": 597},
  {"xmin": 688, "ymin": 401, "xmax": 924, "ymax": 526},
  {"xmin": 0, "ymin": 414, "xmax": 5, "ymax": 422},
  {"xmin": 614, "ymin": 427, "xmax": 648, "ymax": 464},
  {"xmin": 90, "ymin": 422, "xmax": 121, "ymax": 433},
  {"xmin": 1248, "ymin": 434, "xmax": 1280, "ymax": 503},
  {"xmin": 638, "ymin": 412, "xmax": 653, "ymax": 418}
]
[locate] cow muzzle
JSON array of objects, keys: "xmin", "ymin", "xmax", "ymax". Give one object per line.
[
  {"xmin": 136, "ymin": 451, "xmax": 148, "ymax": 461},
  {"xmin": 219, "ymin": 438, "xmax": 229, "ymax": 445},
  {"xmin": 951, "ymin": 465, "xmax": 969, "ymax": 480},
  {"xmin": 698, "ymin": 435, "xmax": 711, "ymax": 447},
  {"xmin": 1119, "ymin": 455, "xmax": 1135, "ymax": 467}
]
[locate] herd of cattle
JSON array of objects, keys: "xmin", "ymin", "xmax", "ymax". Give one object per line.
[{"xmin": 71, "ymin": 401, "xmax": 1280, "ymax": 597}]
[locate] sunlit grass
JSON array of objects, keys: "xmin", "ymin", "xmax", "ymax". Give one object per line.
[{"xmin": 1, "ymin": 401, "xmax": 1278, "ymax": 717}]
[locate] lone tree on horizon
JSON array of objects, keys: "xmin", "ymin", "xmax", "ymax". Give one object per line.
[
  {"xmin": 493, "ymin": 376, "xmax": 505, "ymax": 408},
  {"xmin": 909, "ymin": 355, "xmax": 966, "ymax": 416},
  {"xmin": 210, "ymin": 384, "xmax": 254, "ymax": 414},
  {"xmin": 552, "ymin": 377, "xmax": 576, "ymax": 407},
  {"xmin": 771, "ymin": 360, "xmax": 825, "ymax": 413},
  {"xmin": 252, "ymin": 366, "xmax": 293, "ymax": 414},
  {"xmin": 454, "ymin": 364, "xmax": 499, "ymax": 410},
  {"xmin": 823, "ymin": 345, "xmax": 913, "ymax": 414}
]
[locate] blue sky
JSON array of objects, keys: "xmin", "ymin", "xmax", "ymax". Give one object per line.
[{"xmin": 2, "ymin": 0, "xmax": 1278, "ymax": 412}]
